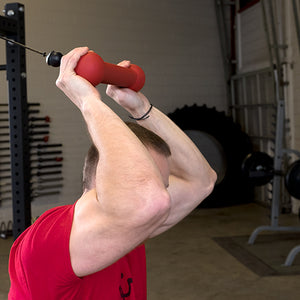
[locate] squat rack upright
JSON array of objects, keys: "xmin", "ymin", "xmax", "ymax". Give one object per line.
[
  {"xmin": 215, "ymin": 0, "xmax": 300, "ymax": 266},
  {"xmin": 0, "ymin": 2, "xmax": 31, "ymax": 239}
]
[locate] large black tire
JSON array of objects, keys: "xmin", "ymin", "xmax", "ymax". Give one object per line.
[{"xmin": 168, "ymin": 104, "xmax": 253, "ymax": 207}]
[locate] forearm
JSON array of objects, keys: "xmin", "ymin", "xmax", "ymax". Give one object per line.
[
  {"xmin": 128, "ymin": 100, "xmax": 217, "ymax": 230},
  {"xmin": 133, "ymin": 103, "xmax": 216, "ymax": 190}
]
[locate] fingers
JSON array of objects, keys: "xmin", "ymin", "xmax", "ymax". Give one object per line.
[
  {"xmin": 56, "ymin": 47, "xmax": 89, "ymax": 88},
  {"xmin": 106, "ymin": 84, "xmax": 117, "ymax": 98},
  {"xmin": 106, "ymin": 83, "xmax": 132, "ymax": 100},
  {"xmin": 60, "ymin": 47, "xmax": 89, "ymax": 72},
  {"xmin": 117, "ymin": 60, "xmax": 131, "ymax": 68},
  {"xmin": 106, "ymin": 60, "xmax": 131, "ymax": 97}
]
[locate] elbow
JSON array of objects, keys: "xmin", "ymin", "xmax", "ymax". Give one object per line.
[
  {"xmin": 151, "ymin": 188, "xmax": 171, "ymax": 220},
  {"xmin": 158, "ymin": 189, "xmax": 172, "ymax": 217},
  {"xmin": 207, "ymin": 168, "xmax": 217, "ymax": 196},
  {"xmin": 140, "ymin": 187, "xmax": 171, "ymax": 228},
  {"xmin": 198, "ymin": 167, "xmax": 217, "ymax": 201}
]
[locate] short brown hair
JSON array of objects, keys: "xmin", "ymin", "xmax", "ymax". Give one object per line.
[
  {"xmin": 125, "ymin": 122, "xmax": 171, "ymax": 157},
  {"xmin": 82, "ymin": 122, "xmax": 171, "ymax": 191}
]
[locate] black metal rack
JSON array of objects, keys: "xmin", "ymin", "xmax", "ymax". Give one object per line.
[{"xmin": 0, "ymin": 2, "xmax": 31, "ymax": 239}]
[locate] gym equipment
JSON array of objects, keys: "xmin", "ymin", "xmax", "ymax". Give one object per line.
[
  {"xmin": 241, "ymin": 152, "xmax": 274, "ymax": 186},
  {"xmin": 32, "ymin": 170, "xmax": 62, "ymax": 177},
  {"xmin": 0, "ymin": 109, "xmax": 39, "ymax": 115},
  {"xmin": 30, "ymin": 136, "xmax": 49, "ymax": 143},
  {"xmin": 242, "ymin": 151, "xmax": 300, "ymax": 199},
  {"xmin": 0, "ymin": 36, "xmax": 146, "ymax": 91},
  {"xmin": 0, "ymin": 124, "xmax": 50, "ymax": 131},
  {"xmin": 285, "ymin": 160, "xmax": 300, "ymax": 199},
  {"xmin": 32, "ymin": 183, "xmax": 63, "ymax": 191},
  {"xmin": 73, "ymin": 51, "xmax": 145, "ymax": 91},
  {"xmin": 34, "ymin": 150, "xmax": 63, "ymax": 156},
  {"xmin": 168, "ymin": 104, "xmax": 253, "ymax": 208},
  {"xmin": 0, "ymin": 221, "xmax": 12, "ymax": 239},
  {"xmin": 29, "ymin": 116, "xmax": 51, "ymax": 123},
  {"xmin": 0, "ymin": 156, "xmax": 61, "ymax": 165},
  {"xmin": 35, "ymin": 143, "xmax": 62, "ymax": 149},
  {"xmin": 31, "ymin": 157, "xmax": 63, "ymax": 163},
  {"xmin": 29, "ymin": 130, "xmax": 49, "ymax": 136},
  {"xmin": 29, "ymin": 123, "xmax": 50, "ymax": 129},
  {"xmin": 34, "ymin": 176, "xmax": 63, "ymax": 184},
  {"xmin": 168, "ymin": 103, "xmax": 300, "ymax": 208},
  {"xmin": 216, "ymin": 0, "xmax": 300, "ymax": 267},
  {"xmin": 31, "ymin": 190, "xmax": 61, "ymax": 198},
  {"xmin": 31, "ymin": 164, "xmax": 63, "ymax": 170},
  {"xmin": 0, "ymin": 2, "xmax": 66, "ymax": 238}
]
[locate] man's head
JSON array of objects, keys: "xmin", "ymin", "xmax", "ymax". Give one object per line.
[{"xmin": 82, "ymin": 122, "xmax": 171, "ymax": 192}]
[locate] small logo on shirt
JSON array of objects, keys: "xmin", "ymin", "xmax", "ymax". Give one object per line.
[{"xmin": 119, "ymin": 273, "xmax": 133, "ymax": 299}]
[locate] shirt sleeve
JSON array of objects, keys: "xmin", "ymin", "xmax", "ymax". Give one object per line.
[{"xmin": 10, "ymin": 204, "xmax": 81, "ymax": 299}]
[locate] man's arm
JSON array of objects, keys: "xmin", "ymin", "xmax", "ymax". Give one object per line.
[
  {"xmin": 106, "ymin": 61, "xmax": 217, "ymax": 237},
  {"xmin": 137, "ymin": 106, "xmax": 217, "ymax": 236},
  {"xmin": 56, "ymin": 48, "xmax": 171, "ymax": 277}
]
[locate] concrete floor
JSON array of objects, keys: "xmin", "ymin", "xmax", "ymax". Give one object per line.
[{"xmin": 1, "ymin": 203, "xmax": 300, "ymax": 299}]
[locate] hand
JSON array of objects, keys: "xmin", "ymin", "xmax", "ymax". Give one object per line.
[
  {"xmin": 56, "ymin": 47, "xmax": 101, "ymax": 110},
  {"xmin": 106, "ymin": 61, "xmax": 150, "ymax": 117}
]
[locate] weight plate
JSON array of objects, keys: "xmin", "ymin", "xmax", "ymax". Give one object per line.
[{"xmin": 285, "ymin": 160, "xmax": 300, "ymax": 199}]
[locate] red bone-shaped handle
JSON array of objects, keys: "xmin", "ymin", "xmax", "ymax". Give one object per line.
[{"xmin": 74, "ymin": 51, "xmax": 145, "ymax": 92}]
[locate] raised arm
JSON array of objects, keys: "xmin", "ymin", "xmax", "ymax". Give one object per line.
[
  {"xmin": 106, "ymin": 61, "xmax": 217, "ymax": 237},
  {"xmin": 56, "ymin": 48, "xmax": 171, "ymax": 277}
]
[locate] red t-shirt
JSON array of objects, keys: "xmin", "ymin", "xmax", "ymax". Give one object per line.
[{"xmin": 8, "ymin": 204, "xmax": 147, "ymax": 299}]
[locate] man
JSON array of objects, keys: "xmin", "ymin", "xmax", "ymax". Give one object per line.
[{"xmin": 8, "ymin": 47, "xmax": 216, "ymax": 299}]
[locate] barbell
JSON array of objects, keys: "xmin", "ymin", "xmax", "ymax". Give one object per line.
[{"xmin": 242, "ymin": 151, "xmax": 300, "ymax": 199}]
